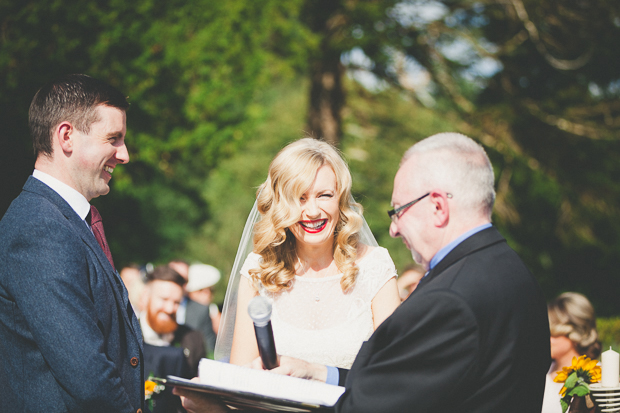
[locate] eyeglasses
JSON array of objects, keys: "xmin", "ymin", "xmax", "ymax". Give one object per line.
[{"xmin": 387, "ymin": 193, "xmax": 452, "ymax": 223}]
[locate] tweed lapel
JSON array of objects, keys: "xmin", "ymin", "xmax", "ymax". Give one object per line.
[
  {"xmin": 419, "ymin": 226, "xmax": 505, "ymax": 289},
  {"xmin": 23, "ymin": 176, "xmax": 141, "ymax": 340}
]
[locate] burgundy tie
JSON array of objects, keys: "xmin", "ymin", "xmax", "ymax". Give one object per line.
[{"xmin": 88, "ymin": 205, "xmax": 115, "ymax": 270}]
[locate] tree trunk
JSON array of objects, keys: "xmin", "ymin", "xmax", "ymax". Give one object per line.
[
  {"xmin": 303, "ymin": 0, "xmax": 346, "ymax": 147},
  {"xmin": 307, "ymin": 42, "xmax": 344, "ymax": 147}
]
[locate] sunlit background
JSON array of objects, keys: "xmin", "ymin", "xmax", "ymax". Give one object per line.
[{"xmin": 1, "ymin": 1, "xmax": 619, "ymax": 342}]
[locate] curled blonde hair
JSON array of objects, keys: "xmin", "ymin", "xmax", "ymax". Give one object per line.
[
  {"xmin": 250, "ymin": 138, "xmax": 363, "ymax": 293},
  {"xmin": 548, "ymin": 292, "xmax": 601, "ymax": 359}
]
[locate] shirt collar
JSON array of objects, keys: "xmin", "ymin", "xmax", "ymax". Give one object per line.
[
  {"xmin": 32, "ymin": 169, "xmax": 91, "ymax": 221},
  {"xmin": 429, "ymin": 223, "xmax": 493, "ymax": 271}
]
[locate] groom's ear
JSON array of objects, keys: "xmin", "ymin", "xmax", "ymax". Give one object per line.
[{"xmin": 56, "ymin": 121, "xmax": 75, "ymax": 155}]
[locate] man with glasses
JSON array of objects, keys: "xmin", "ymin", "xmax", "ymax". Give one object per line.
[{"xmin": 175, "ymin": 132, "xmax": 550, "ymax": 413}]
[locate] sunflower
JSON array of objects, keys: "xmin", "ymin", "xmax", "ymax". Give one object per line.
[
  {"xmin": 554, "ymin": 355, "xmax": 601, "ymax": 386},
  {"xmin": 145, "ymin": 380, "xmax": 157, "ymax": 398},
  {"xmin": 553, "ymin": 353, "xmax": 601, "ymax": 413}
]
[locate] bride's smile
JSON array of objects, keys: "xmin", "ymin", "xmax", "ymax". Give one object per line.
[{"xmin": 298, "ymin": 219, "xmax": 327, "ymax": 233}]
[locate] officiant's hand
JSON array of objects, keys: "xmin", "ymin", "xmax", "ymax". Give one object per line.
[
  {"xmin": 172, "ymin": 378, "xmax": 230, "ymax": 413},
  {"xmin": 249, "ymin": 355, "xmax": 328, "ymax": 382}
]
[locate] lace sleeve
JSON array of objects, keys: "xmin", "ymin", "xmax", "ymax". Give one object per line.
[
  {"xmin": 356, "ymin": 247, "xmax": 398, "ymax": 301},
  {"xmin": 240, "ymin": 252, "xmax": 261, "ymax": 281}
]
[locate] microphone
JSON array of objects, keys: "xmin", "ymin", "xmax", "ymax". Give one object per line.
[{"xmin": 247, "ymin": 295, "xmax": 279, "ymax": 370}]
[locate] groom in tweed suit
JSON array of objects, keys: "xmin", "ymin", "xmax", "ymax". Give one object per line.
[{"xmin": 0, "ymin": 74, "xmax": 144, "ymax": 412}]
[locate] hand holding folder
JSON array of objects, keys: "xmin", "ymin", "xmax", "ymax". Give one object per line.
[{"xmin": 162, "ymin": 358, "xmax": 344, "ymax": 412}]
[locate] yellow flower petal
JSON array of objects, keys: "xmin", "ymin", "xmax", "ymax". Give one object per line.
[
  {"xmin": 575, "ymin": 355, "xmax": 587, "ymax": 370},
  {"xmin": 145, "ymin": 380, "xmax": 156, "ymax": 393},
  {"xmin": 591, "ymin": 367, "xmax": 602, "ymax": 383},
  {"xmin": 585, "ymin": 359, "xmax": 598, "ymax": 371},
  {"xmin": 554, "ymin": 371, "xmax": 568, "ymax": 383}
]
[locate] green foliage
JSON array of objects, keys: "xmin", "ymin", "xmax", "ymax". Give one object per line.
[
  {"xmin": 568, "ymin": 383, "xmax": 589, "ymax": 397},
  {"xmin": 565, "ymin": 372, "xmax": 578, "ymax": 389},
  {"xmin": 560, "ymin": 371, "xmax": 594, "ymax": 412},
  {"xmin": 598, "ymin": 318, "xmax": 620, "ymax": 352},
  {"xmin": 1, "ymin": 0, "xmax": 619, "ymax": 316},
  {"xmin": 0, "ymin": 0, "xmax": 313, "ymax": 264}
]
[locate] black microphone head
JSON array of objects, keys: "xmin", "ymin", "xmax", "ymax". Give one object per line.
[{"xmin": 248, "ymin": 296, "xmax": 272, "ymax": 327}]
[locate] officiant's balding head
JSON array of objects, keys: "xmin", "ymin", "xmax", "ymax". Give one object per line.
[{"xmin": 389, "ymin": 132, "xmax": 495, "ymax": 269}]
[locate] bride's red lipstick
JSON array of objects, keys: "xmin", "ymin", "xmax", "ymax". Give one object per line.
[{"xmin": 299, "ymin": 219, "xmax": 328, "ymax": 233}]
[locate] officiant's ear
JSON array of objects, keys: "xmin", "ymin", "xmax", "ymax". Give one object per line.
[
  {"xmin": 56, "ymin": 121, "xmax": 75, "ymax": 154},
  {"xmin": 430, "ymin": 191, "xmax": 451, "ymax": 227}
]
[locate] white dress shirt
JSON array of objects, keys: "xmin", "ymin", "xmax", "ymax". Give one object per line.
[{"xmin": 32, "ymin": 170, "xmax": 91, "ymax": 226}]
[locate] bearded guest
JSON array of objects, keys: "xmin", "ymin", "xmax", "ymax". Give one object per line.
[{"xmin": 141, "ymin": 266, "xmax": 206, "ymax": 413}]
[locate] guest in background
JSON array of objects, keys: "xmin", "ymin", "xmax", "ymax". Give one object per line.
[
  {"xmin": 396, "ymin": 263, "xmax": 425, "ymax": 301},
  {"xmin": 141, "ymin": 265, "xmax": 206, "ymax": 413},
  {"xmin": 187, "ymin": 263, "xmax": 222, "ymax": 336},
  {"xmin": 141, "ymin": 265, "xmax": 206, "ymax": 376},
  {"xmin": 541, "ymin": 292, "xmax": 601, "ymax": 413},
  {"xmin": 169, "ymin": 259, "xmax": 218, "ymax": 357},
  {"xmin": 169, "ymin": 259, "xmax": 192, "ymax": 327},
  {"xmin": 169, "ymin": 259, "xmax": 191, "ymax": 284},
  {"xmin": 120, "ymin": 263, "xmax": 146, "ymax": 313}
]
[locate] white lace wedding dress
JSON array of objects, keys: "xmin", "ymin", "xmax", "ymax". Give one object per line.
[{"xmin": 240, "ymin": 247, "xmax": 397, "ymax": 369}]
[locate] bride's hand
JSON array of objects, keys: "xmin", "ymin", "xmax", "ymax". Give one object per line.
[{"xmin": 248, "ymin": 356, "xmax": 328, "ymax": 382}]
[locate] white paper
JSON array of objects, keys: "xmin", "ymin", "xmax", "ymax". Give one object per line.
[{"xmin": 198, "ymin": 358, "xmax": 345, "ymax": 406}]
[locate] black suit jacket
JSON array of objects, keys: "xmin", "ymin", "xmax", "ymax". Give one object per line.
[
  {"xmin": 173, "ymin": 324, "xmax": 207, "ymax": 377},
  {"xmin": 143, "ymin": 325, "xmax": 206, "ymax": 413},
  {"xmin": 335, "ymin": 227, "xmax": 550, "ymax": 413},
  {"xmin": 0, "ymin": 177, "xmax": 144, "ymax": 412},
  {"xmin": 184, "ymin": 298, "xmax": 217, "ymax": 356}
]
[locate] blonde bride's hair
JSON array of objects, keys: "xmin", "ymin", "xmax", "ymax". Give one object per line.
[{"xmin": 250, "ymin": 137, "xmax": 363, "ymax": 293}]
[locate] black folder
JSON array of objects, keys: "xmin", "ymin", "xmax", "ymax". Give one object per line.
[{"xmin": 154, "ymin": 376, "xmax": 336, "ymax": 412}]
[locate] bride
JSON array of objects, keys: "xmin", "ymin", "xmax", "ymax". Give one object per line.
[{"xmin": 214, "ymin": 138, "xmax": 400, "ymax": 369}]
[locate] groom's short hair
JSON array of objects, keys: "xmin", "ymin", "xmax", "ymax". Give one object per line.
[{"xmin": 29, "ymin": 73, "xmax": 129, "ymax": 159}]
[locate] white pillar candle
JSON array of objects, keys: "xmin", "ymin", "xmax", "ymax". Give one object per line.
[{"xmin": 602, "ymin": 347, "xmax": 620, "ymax": 387}]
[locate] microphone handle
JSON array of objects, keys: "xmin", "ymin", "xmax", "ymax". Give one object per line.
[{"xmin": 254, "ymin": 321, "xmax": 279, "ymax": 369}]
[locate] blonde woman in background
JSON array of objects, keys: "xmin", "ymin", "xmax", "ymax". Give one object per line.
[
  {"xmin": 214, "ymin": 138, "xmax": 401, "ymax": 370},
  {"xmin": 541, "ymin": 292, "xmax": 601, "ymax": 413}
]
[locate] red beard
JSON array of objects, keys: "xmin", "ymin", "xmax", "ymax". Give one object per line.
[{"xmin": 147, "ymin": 308, "xmax": 178, "ymax": 335}]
